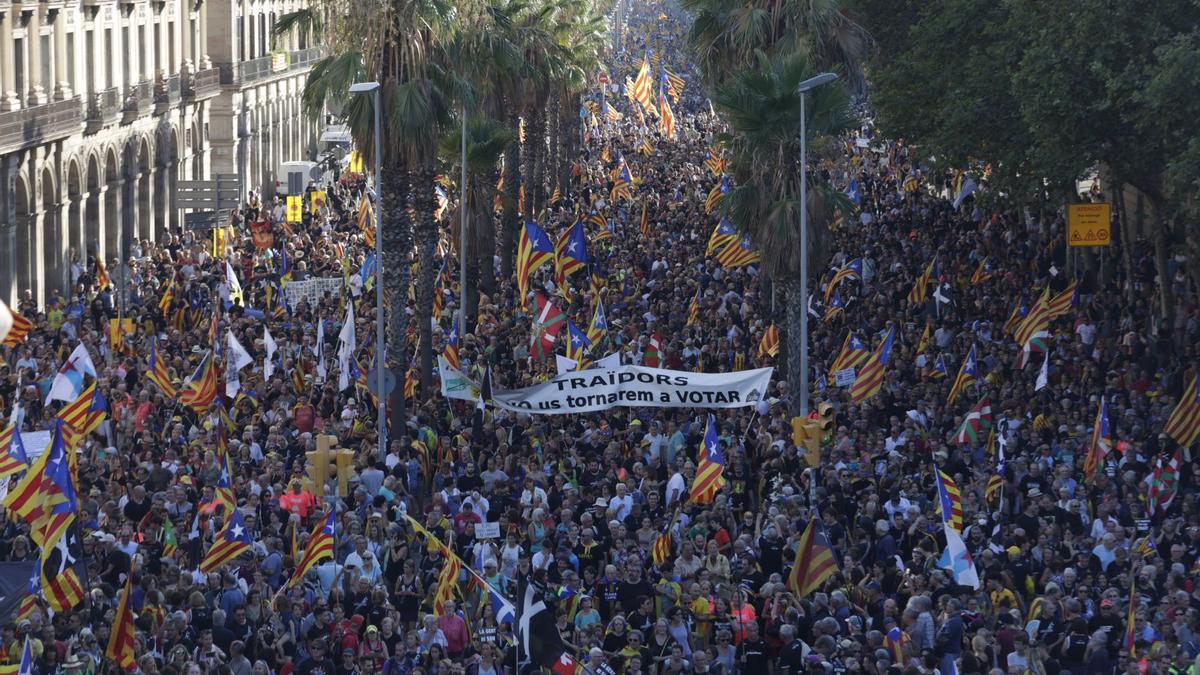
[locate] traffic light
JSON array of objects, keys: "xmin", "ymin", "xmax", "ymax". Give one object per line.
[
  {"xmin": 334, "ymin": 447, "xmax": 356, "ymax": 497},
  {"xmin": 305, "ymin": 435, "xmax": 356, "ymax": 497},
  {"xmin": 816, "ymin": 402, "xmax": 836, "ymax": 440},
  {"xmin": 790, "ymin": 417, "xmax": 822, "ymax": 467}
]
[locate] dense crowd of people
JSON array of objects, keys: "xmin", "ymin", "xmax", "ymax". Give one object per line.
[{"xmin": 1, "ymin": 1, "xmax": 1199, "ymax": 674}]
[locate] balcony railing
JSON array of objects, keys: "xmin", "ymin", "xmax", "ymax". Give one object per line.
[
  {"xmin": 218, "ymin": 47, "xmax": 322, "ymax": 88},
  {"xmin": 182, "ymin": 67, "xmax": 220, "ymax": 100},
  {"xmin": 154, "ymin": 74, "xmax": 181, "ymax": 113},
  {"xmin": 121, "ymin": 81, "xmax": 154, "ymax": 122},
  {"xmin": 0, "ymin": 97, "xmax": 82, "ymax": 154},
  {"xmin": 85, "ymin": 87, "xmax": 120, "ymax": 134}
]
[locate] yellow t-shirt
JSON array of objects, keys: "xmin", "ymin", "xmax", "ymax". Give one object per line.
[
  {"xmin": 690, "ymin": 597, "xmax": 713, "ymax": 640},
  {"xmin": 990, "ymin": 587, "xmax": 1018, "ymax": 611},
  {"xmin": 8, "ymin": 637, "xmax": 42, "ymax": 664}
]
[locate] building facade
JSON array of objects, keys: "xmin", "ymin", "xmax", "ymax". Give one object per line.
[{"xmin": 0, "ymin": 0, "xmax": 321, "ymax": 307}]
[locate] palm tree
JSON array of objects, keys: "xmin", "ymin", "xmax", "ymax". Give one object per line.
[
  {"xmin": 683, "ymin": 0, "xmax": 870, "ymax": 93},
  {"xmin": 712, "ymin": 52, "xmax": 855, "ymax": 415},
  {"xmin": 438, "ymin": 118, "xmax": 516, "ymax": 323},
  {"xmin": 276, "ymin": 0, "xmax": 454, "ymax": 437}
]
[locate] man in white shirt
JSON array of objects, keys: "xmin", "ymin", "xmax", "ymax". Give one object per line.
[{"xmin": 609, "ymin": 484, "xmax": 634, "ymax": 523}]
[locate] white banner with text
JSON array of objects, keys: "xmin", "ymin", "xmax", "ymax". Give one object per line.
[{"xmin": 493, "ymin": 365, "xmax": 772, "ymax": 414}]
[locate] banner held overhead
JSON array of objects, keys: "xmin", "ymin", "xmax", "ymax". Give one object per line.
[{"xmin": 439, "ymin": 357, "xmax": 772, "ymax": 414}]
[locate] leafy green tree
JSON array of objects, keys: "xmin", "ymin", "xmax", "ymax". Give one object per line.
[{"xmin": 713, "ymin": 53, "xmax": 855, "ymax": 415}]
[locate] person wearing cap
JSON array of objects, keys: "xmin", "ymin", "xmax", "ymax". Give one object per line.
[
  {"xmin": 295, "ymin": 637, "xmax": 335, "ymax": 675},
  {"xmin": 359, "ymin": 624, "xmax": 387, "ymax": 669}
]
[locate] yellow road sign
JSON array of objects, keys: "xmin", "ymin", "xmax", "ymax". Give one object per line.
[{"xmin": 1067, "ymin": 203, "xmax": 1111, "ymax": 247}]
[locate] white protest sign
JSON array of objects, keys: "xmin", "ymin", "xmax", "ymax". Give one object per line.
[
  {"xmin": 835, "ymin": 368, "xmax": 857, "ymax": 387},
  {"xmin": 283, "ymin": 277, "xmax": 345, "ymax": 308},
  {"xmin": 439, "ymin": 356, "xmax": 480, "ymax": 402},
  {"xmin": 475, "ymin": 522, "xmax": 501, "ymax": 539}
]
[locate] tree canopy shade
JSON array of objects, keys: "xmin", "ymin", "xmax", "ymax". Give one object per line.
[
  {"xmin": 683, "ymin": 0, "xmax": 864, "ymax": 415},
  {"xmin": 855, "ymin": 0, "xmax": 1200, "ymax": 308},
  {"xmin": 274, "ymin": 0, "xmax": 608, "ymax": 423}
]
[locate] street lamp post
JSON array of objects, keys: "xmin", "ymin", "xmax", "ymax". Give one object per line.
[
  {"xmin": 349, "ymin": 81, "xmax": 387, "ymax": 456},
  {"xmin": 797, "ymin": 72, "xmax": 838, "ymax": 417}
]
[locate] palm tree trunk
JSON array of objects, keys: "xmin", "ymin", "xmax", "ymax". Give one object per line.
[
  {"xmin": 531, "ymin": 106, "xmax": 547, "ymax": 212},
  {"xmin": 414, "ymin": 166, "xmax": 439, "ymax": 395},
  {"xmin": 785, "ymin": 274, "xmax": 806, "ymax": 417},
  {"xmin": 476, "ymin": 172, "xmax": 497, "ymax": 297},
  {"xmin": 382, "ymin": 163, "xmax": 411, "ymax": 440},
  {"xmin": 521, "ymin": 107, "xmax": 538, "ymax": 215},
  {"xmin": 548, "ymin": 96, "xmax": 562, "ymax": 193},
  {"xmin": 500, "ymin": 111, "xmax": 522, "ymax": 279}
]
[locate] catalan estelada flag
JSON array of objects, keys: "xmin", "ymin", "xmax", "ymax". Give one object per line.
[
  {"xmin": 850, "ymin": 326, "xmax": 896, "ymax": 404},
  {"xmin": 704, "ymin": 176, "xmax": 730, "ymax": 214},
  {"xmin": 517, "ymin": 220, "xmax": 555, "ymax": 302},
  {"xmin": 970, "ymin": 257, "xmax": 993, "ymax": 284},
  {"xmin": 0, "ymin": 424, "xmax": 29, "ymax": 477},
  {"xmin": 358, "ymin": 198, "xmax": 375, "ymax": 247},
  {"xmin": 554, "ymin": 219, "xmax": 588, "ymax": 288},
  {"xmin": 947, "ymin": 344, "xmax": 978, "ymax": 405},
  {"xmin": 934, "ymin": 469, "xmax": 964, "ymax": 533},
  {"xmin": 716, "ymin": 234, "xmax": 761, "ymax": 269},
  {"xmin": 631, "ymin": 53, "xmax": 654, "ymax": 114},
  {"xmin": 1014, "ymin": 287, "xmax": 1051, "ymax": 348},
  {"xmin": 57, "ymin": 381, "xmax": 106, "ymax": 432},
  {"xmin": 706, "ymin": 218, "xmax": 738, "ymax": 257},
  {"xmin": 662, "ymin": 67, "xmax": 684, "ymax": 102},
  {"xmin": 1002, "ymin": 295, "xmax": 1029, "ymax": 337},
  {"xmin": 787, "ymin": 517, "xmax": 838, "ymax": 597},
  {"xmin": 1083, "ymin": 396, "xmax": 1112, "ymax": 481},
  {"xmin": 885, "ymin": 627, "xmax": 907, "ymax": 665},
  {"xmin": 587, "ymin": 299, "xmax": 608, "ymax": 345},
  {"xmin": 658, "ymin": 69, "xmax": 677, "ymax": 139},
  {"xmin": 687, "ymin": 288, "xmax": 701, "ymax": 326},
  {"xmin": 180, "ymin": 351, "xmax": 219, "ymax": 414},
  {"xmin": 824, "ymin": 258, "xmax": 863, "ymax": 303},
  {"xmin": 907, "ymin": 257, "xmax": 937, "ymax": 305},
  {"xmin": 758, "ymin": 325, "xmax": 780, "ymax": 358},
  {"xmin": 1046, "ymin": 279, "xmax": 1079, "ymax": 319},
  {"xmin": 1163, "ymin": 372, "xmax": 1200, "ymax": 448},
  {"xmin": 610, "ymin": 153, "xmax": 634, "ymax": 201},
  {"xmin": 823, "ymin": 293, "xmax": 845, "ymax": 322},
  {"xmin": 147, "ymin": 343, "xmax": 177, "ymax": 398},
  {"xmin": 931, "ymin": 354, "xmax": 949, "ymax": 379},
  {"xmin": 830, "ymin": 331, "xmax": 870, "ymax": 373},
  {"xmin": 442, "ymin": 326, "xmax": 461, "ymax": 371},
  {"xmin": 639, "ymin": 198, "xmax": 651, "ymax": 236},
  {"xmin": 6, "ymin": 421, "xmax": 77, "ymax": 553},
  {"xmin": 15, "ymin": 571, "xmax": 39, "ymax": 623},
  {"xmin": 432, "ymin": 554, "xmax": 462, "ymax": 616},
  {"xmin": 689, "ymin": 414, "xmax": 725, "ymax": 504},
  {"xmin": 158, "ymin": 275, "xmax": 176, "ymax": 314},
  {"xmin": 566, "ymin": 321, "xmax": 593, "ymax": 369},
  {"xmin": 200, "ymin": 507, "xmax": 254, "ymax": 573},
  {"xmin": 211, "ymin": 427, "xmax": 236, "ymax": 515},
  {"xmin": 289, "ymin": 509, "xmax": 336, "ymax": 586},
  {"xmin": 106, "ymin": 576, "xmax": 137, "ymax": 671},
  {"xmin": 705, "ymin": 147, "xmax": 724, "ymax": 175},
  {"xmin": 1, "ymin": 309, "xmax": 32, "ymax": 347}
]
